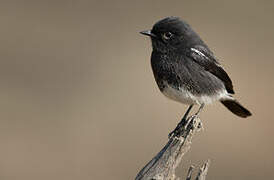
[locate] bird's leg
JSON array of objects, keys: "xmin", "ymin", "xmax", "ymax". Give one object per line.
[
  {"xmin": 189, "ymin": 103, "xmax": 205, "ymax": 130},
  {"xmin": 194, "ymin": 103, "xmax": 205, "ymax": 116},
  {"xmin": 169, "ymin": 105, "xmax": 193, "ymax": 138}
]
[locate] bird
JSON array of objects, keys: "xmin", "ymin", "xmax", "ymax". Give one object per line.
[{"xmin": 140, "ymin": 17, "xmax": 251, "ymax": 122}]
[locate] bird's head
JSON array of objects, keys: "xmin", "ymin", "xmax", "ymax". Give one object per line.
[{"xmin": 140, "ymin": 17, "xmax": 203, "ymax": 53}]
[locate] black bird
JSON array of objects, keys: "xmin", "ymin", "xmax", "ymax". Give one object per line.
[{"xmin": 140, "ymin": 17, "xmax": 251, "ymax": 119}]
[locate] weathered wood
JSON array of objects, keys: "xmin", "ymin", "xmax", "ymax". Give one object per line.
[
  {"xmin": 135, "ymin": 114, "xmax": 210, "ymax": 180},
  {"xmin": 196, "ymin": 160, "xmax": 210, "ymax": 180}
]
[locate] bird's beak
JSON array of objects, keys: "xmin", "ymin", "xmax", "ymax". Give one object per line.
[{"xmin": 140, "ymin": 30, "xmax": 157, "ymax": 38}]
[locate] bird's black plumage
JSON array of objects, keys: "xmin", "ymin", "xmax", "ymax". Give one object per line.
[
  {"xmin": 140, "ymin": 16, "xmax": 251, "ymax": 118},
  {"xmin": 188, "ymin": 45, "xmax": 234, "ymax": 94}
]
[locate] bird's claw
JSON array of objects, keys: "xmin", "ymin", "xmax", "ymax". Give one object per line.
[
  {"xmin": 168, "ymin": 123, "xmax": 183, "ymax": 138},
  {"xmin": 169, "ymin": 114, "xmax": 203, "ymax": 139}
]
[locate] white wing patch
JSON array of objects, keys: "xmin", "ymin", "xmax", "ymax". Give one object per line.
[
  {"xmin": 190, "ymin": 47, "xmax": 223, "ymax": 67},
  {"xmin": 190, "ymin": 48, "xmax": 208, "ymax": 59}
]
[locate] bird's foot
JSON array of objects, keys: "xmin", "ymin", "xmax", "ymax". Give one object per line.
[
  {"xmin": 168, "ymin": 116, "xmax": 193, "ymax": 138},
  {"xmin": 168, "ymin": 122, "xmax": 184, "ymax": 138},
  {"xmin": 188, "ymin": 114, "xmax": 203, "ymax": 131},
  {"xmin": 169, "ymin": 114, "xmax": 202, "ymax": 139}
]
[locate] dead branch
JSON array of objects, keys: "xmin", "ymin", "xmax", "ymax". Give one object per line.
[{"xmin": 135, "ymin": 115, "xmax": 210, "ymax": 180}]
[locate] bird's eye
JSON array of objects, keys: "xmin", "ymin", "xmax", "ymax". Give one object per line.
[{"xmin": 162, "ymin": 32, "xmax": 173, "ymax": 40}]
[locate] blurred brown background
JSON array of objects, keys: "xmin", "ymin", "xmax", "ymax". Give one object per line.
[{"xmin": 0, "ymin": 0, "xmax": 273, "ymax": 179}]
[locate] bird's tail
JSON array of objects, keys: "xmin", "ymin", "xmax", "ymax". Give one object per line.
[{"xmin": 220, "ymin": 99, "xmax": 252, "ymax": 118}]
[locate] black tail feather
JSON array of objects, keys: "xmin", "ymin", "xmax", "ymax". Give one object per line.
[{"xmin": 221, "ymin": 99, "xmax": 252, "ymax": 118}]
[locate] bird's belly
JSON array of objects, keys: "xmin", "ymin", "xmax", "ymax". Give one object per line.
[
  {"xmin": 162, "ymin": 85, "xmax": 196, "ymax": 105},
  {"xmin": 161, "ymin": 82, "xmax": 228, "ymax": 105}
]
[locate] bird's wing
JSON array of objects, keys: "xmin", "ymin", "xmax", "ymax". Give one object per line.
[{"xmin": 188, "ymin": 45, "xmax": 234, "ymax": 94}]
